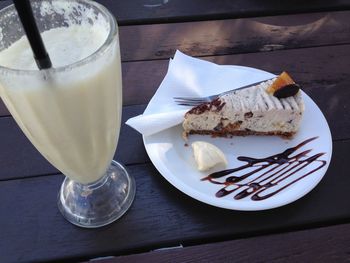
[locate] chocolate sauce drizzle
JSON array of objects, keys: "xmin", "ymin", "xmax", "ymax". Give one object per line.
[{"xmin": 201, "ymin": 137, "xmax": 326, "ymax": 201}]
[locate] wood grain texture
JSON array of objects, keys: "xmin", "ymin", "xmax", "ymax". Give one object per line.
[
  {"xmin": 2, "ymin": 0, "xmax": 349, "ymax": 26},
  {"xmin": 101, "ymin": 223, "xmax": 350, "ymax": 263},
  {"xmin": 120, "ymin": 44, "xmax": 350, "ymax": 112},
  {"xmin": 2, "ymin": 3, "xmax": 350, "ymax": 62},
  {"xmin": 0, "ymin": 139, "xmax": 349, "ymax": 262},
  {"xmin": 119, "ymin": 11, "xmax": 350, "ymax": 61}
]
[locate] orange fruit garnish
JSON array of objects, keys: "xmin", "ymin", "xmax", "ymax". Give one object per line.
[{"xmin": 267, "ymin": 71, "xmax": 295, "ymax": 94}]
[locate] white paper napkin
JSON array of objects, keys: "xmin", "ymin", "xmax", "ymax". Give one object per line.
[{"xmin": 125, "ymin": 50, "xmax": 275, "ymax": 136}]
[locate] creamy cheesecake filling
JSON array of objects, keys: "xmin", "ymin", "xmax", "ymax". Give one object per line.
[{"xmin": 183, "ymin": 79, "xmax": 304, "ymax": 137}]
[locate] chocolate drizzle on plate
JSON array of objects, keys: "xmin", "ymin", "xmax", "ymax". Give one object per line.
[{"xmin": 201, "ymin": 137, "xmax": 326, "ymax": 201}]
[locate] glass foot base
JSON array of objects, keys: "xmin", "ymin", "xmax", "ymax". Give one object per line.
[{"xmin": 57, "ymin": 160, "xmax": 136, "ymax": 228}]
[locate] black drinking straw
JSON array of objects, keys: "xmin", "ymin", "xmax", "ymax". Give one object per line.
[{"xmin": 13, "ymin": 0, "xmax": 52, "ymax": 70}]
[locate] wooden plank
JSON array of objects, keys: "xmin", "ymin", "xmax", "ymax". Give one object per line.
[
  {"xmin": 1, "ymin": 44, "xmax": 349, "ymax": 114},
  {"xmin": 100, "ymin": 224, "xmax": 350, "ymax": 263},
  {"xmin": 2, "ymin": 6, "xmax": 350, "ymax": 62},
  {"xmin": 0, "ymin": 105, "xmax": 148, "ymax": 181},
  {"xmin": 0, "ymin": 101, "xmax": 8, "ymax": 117},
  {"xmin": 119, "ymin": 11, "xmax": 350, "ymax": 61},
  {"xmin": 120, "ymin": 44, "xmax": 350, "ymax": 107},
  {"xmin": 100, "ymin": 0, "xmax": 350, "ymax": 26},
  {"xmin": 0, "ymin": 139, "xmax": 349, "ymax": 262},
  {"xmin": 2, "ymin": 0, "xmax": 349, "ymax": 25}
]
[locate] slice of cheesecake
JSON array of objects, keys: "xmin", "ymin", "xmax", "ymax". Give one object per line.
[{"xmin": 183, "ymin": 73, "xmax": 304, "ymax": 138}]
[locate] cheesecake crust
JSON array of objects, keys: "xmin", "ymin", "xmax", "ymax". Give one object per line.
[{"xmin": 185, "ymin": 129, "xmax": 295, "ymax": 139}]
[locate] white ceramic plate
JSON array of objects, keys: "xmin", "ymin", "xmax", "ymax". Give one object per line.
[{"xmin": 143, "ymin": 66, "xmax": 332, "ymax": 211}]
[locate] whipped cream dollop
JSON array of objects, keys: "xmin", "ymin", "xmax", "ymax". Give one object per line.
[{"xmin": 191, "ymin": 141, "xmax": 228, "ymax": 171}]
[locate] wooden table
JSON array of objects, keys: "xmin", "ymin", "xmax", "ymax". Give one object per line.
[{"xmin": 0, "ymin": 1, "xmax": 350, "ymax": 262}]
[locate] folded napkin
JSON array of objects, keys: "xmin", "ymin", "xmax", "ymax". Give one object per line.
[{"xmin": 125, "ymin": 50, "xmax": 274, "ymax": 136}]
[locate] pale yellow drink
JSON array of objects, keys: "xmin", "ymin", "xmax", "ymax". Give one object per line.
[
  {"xmin": 0, "ymin": 0, "xmax": 135, "ymax": 228},
  {"xmin": 0, "ymin": 24, "xmax": 122, "ymax": 184}
]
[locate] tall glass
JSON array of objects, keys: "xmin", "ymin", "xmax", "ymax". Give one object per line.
[{"xmin": 0, "ymin": 0, "xmax": 135, "ymax": 228}]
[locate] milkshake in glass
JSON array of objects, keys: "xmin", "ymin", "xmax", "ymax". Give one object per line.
[{"xmin": 0, "ymin": 0, "xmax": 135, "ymax": 227}]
